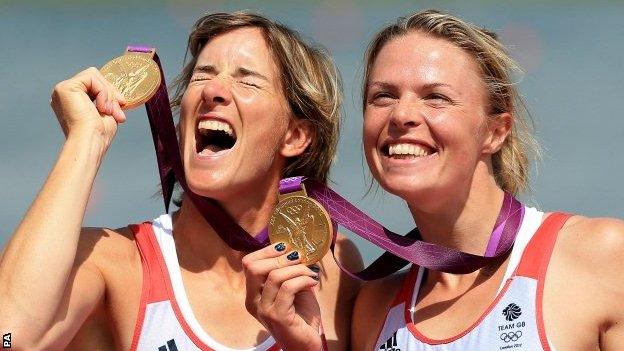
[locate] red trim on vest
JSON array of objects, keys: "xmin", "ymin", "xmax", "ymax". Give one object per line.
[
  {"xmin": 132, "ymin": 222, "xmax": 170, "ymax": 302},
  {"xmin": 394, "ymin": 265, "xmax": 420, "ymax": 307},
  {"xmin": 534, "ymin": 213, "xmax": 571, "ymax": 351},
  {"xmin": 129, "ymin": 223, "xmax": 152, "ymax": 351},
  {"xmin": 516, "ymin": 213, "xmax": 570, "ymax": 279}
]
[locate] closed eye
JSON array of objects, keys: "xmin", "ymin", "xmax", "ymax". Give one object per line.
[
  {"xmin": 240, "ymin": 80, "xmax": 261, "ymax": 88},
  {"xmin": 425, "ymin": 93, "xmax": 453, "ymax": 103},
  {"xmin": 190, "ymin": 75, "xmax": 211, "ymax": 82},
  {"xmin": 368, "ymin": 91, "xmax": 396, "ymax": 105}
]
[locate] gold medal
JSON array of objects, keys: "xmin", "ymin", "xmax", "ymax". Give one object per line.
[
  {"xmin": 100, "ymin": 49, "xmax": 161, "ymax": 110},
  {"xmin": 268, "ymin": 184, "xmax": 332, "ymax": 264}
]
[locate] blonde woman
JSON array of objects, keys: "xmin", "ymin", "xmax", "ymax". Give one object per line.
[{"xmin": 244, "ymin": 10, "xmax": 624, "ymax": 351}]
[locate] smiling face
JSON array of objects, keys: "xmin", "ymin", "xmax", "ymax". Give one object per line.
[
  {"xmin": 363, "ymin": 31, "xmax": 496, "ymax": 206},
  {"xmin": 179, "ymin": 27, "xmax": 294, "ymax": 201}
]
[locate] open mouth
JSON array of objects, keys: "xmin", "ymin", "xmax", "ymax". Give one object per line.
[
  {"xmin": 195, "ymin": 119, "xmax": 237, "ymax": 156},
  {"xmin": 381, "ymin": 142, "xmax": 436, "ymax": 159}
]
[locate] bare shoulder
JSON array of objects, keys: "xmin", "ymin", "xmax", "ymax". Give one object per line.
[
  {"xmin": 355, "ymin": 271, "xmax": 406, "ymax": 317},
  {"xmin": 546, "ymin": 215, "xmax": 624, "ymax": 348},
  {"xmin": 76, "ymin": 226, "xmax": 139, "ymax": 273},
  {"xmin": 555, "ymin": 214, "xmax": 624, "ymax": 269},
  {"xmin": 352, "ymin": 270, "xmax": 408, "ymax": 351}
]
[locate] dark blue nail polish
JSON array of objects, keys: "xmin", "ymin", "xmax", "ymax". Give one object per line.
[
  {"xmin": 274, "ymin": 242, "xmax": 286, "ymax": 252},
  {"xmin": 287, "ymin": 251, "xmax": 299, "ymax": 261},
  {"xmin": 308, "ymin": 265, "xmax": 320, "ymax": 273}
]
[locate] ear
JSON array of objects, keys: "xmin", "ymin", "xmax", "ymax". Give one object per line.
[
  {"xmin": 280, "ymin": 118, "xmax": 314, "ymax": 158},
  {"xmin": 482, "ymin": 112, "xmax": 512, "ymax": 155}
]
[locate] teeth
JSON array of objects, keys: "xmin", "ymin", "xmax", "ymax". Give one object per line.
[
  {"xmin": 198, "ymin": 119, "xmax": 234, "ymax": 137},
  {"xmin": 388, "ymin": 143, "xmax": 431, "ymax": 157}
]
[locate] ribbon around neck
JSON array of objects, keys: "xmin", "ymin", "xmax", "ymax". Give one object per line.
[{"xmin": 131, "ymin": 46, "xmax": 525, "ymax": 279}]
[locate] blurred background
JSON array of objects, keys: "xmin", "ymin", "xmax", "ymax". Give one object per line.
[{"xmin": 1, "ymin": 0, "xmax": 623, "ymax": 264}]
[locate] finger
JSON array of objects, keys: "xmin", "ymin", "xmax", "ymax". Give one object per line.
[
  {"xmin": 93, "ymin": 82, "xmax": 110, "ymax": 116},
  {"xmin": 92, "ymin": 72, "xmax": 115, "ymax": 115},
  {"xmin": 97, "ymin": 71, "xmax": 125, "ymax": 110},
  {"xmin": 72, "ymin": 71, "xmax": 109, "ymax": 114},
  {"xmin": 72, "ymin": 68, "xmax": 114, "ymax": 115},
  {"xmin": 252, "ymin": 250, "xmax": 302, "ymax": 280},
  {"xmin": 271, "ymin": 276, "xmax": 319, "ymax": 316},
  {"xmin": 244, "ymin": 249, "xmax": 301, "ymax": 296},
  {"xmin": 243, "ymin": 241, "xmax": 290, "ymax": 264},
  {"xmin": 260, "ymin": 264, "xmax": 318, "ymax": 310},
  {"xmin": 243, "ymin": 244, "xmax": 301, "ymax": 281},
  {"xmin": 112, "ymin": 100, "xmax": 126, "ymax": 123}
]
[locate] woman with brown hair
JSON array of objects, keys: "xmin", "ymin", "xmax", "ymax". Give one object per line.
[
  {"xmin": 0, "ymin": 12, "xmax": 361, "ymax": 350},
  {"xmin": 244, "ymin": 9, "xmax": 624, "ymax": 351}
]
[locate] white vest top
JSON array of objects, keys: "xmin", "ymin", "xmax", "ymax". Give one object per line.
[
  {"xmin": 129, "ymin": 214, "xmax": 281, "ymax": 351},
  {"xmin": 374, "ymin": 208, "xmax": 571, "ymax": 351}
]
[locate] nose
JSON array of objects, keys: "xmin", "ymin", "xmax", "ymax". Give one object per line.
[
  {"xmin": 389, "ymin": 98, "xmax": 423, "ymax": 131},
  {"xmin": 201, "ymin": 76, "xmax": 232, "ymax": 108}
]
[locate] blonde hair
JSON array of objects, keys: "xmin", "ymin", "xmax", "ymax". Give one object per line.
[
  {"xmin": 171, "ymin": 11, "xmax": 342, "ymax": 184},
  {"xmin": 363, "ymin": 9, "xmax": 538, "ymax": 194}
]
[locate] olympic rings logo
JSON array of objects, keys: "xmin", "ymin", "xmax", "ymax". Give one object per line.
[{"xmin": 499, "ymin": 331, "xmax": 522, "ymax": 342}]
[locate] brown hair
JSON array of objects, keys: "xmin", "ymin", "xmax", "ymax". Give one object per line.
[
  {"xmin": 363, "ymin": 9, "xmax": 538, "ymax": 194},
  {"xmin": 171, "ymin": 11, "xmax": 342, "ymax": 184}
]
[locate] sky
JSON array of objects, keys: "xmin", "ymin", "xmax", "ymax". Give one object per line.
[{"xmin": 1, "ymin": 0, "xmax": 623, "ymax": 263}]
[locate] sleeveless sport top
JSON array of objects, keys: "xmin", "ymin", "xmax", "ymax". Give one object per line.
[
  {"xmin": 129, "ymin": 214, "xmax": 281, "ymax": 351},
  {"xmin": 374, "ymin": 208, "xmax": 571, "ymax": 351}
]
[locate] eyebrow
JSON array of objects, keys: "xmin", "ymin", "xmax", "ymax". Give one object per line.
[
  {"xmin": 193, "ymin": 64, "xmax": 218, "ymax": 75},
  {"xmin": 368, "ymin": 81, "xmax": 456, "ymax": 92},
  {"xmin": 236, "ymin": 67, "xmax": 269, "ymax": 82},
  {"xmin": 193, "ymin": 65, "xmax": 269, "ymax": 82}
]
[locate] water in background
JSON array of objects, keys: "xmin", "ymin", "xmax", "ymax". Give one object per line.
[{"xmin": 2, "ymin": 0, "xmax": 623, "ymax": 264}]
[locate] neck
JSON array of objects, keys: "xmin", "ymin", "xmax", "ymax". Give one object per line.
[
  {"xmin": 408, "ymin": 177, "xmax": 506, "ymax": 256},
  {"xmin": 172, "ymin": 181, "xmax": 279, "ymax": 278}
]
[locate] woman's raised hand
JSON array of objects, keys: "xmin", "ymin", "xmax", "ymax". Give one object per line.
[
  {"xmin": 243, "ymin": 243, "xmax": 324, "ymax": 351},
  {"xmin": 50, "ymin": 67, "xmax": 126, "ymax": 154}
]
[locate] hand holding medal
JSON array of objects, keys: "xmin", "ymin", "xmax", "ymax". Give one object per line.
[{"xmin": 268, "ymin": 183, "xmax": 332, "ymax": 265}]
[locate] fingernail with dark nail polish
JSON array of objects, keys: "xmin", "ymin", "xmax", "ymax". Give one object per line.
[
  {"xmin": 274, "ymin": 242, "xmax": 286, "ymax": 252},
  {"xmin": 287, "ymin": 251, "xmax": 299, "ymax": 261},
  {"xmin": 308, "ymin": 265, "xmax": 320, "ymax": 273},
  {"xmin": 312, "ymin": 274, "xmax": 320, "ymax": 281}
]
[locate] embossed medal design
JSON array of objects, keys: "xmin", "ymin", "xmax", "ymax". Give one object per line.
[
  {"xmin": 269, "ymin": 186, "xmax": 332, "ymax": 264},
  {"xmin": 100, "ymin": 53, "xmax": 161, "ymax": 110}
]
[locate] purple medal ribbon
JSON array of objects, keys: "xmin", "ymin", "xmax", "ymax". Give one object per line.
[{"xmin": 130, "ymin": 46, "xmax": 525, "ymax": 279}]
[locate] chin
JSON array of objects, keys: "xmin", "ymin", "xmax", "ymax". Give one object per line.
[
  {"xmin": 378, "ymin": 174, "xmax": 446, "ymax": 205},
  {"xmin": 184, "ymin": 169, "xmax": 232, "ymax": 200}
]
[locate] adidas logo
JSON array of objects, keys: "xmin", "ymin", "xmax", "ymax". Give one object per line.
[
  {"xmin": 379, "ymin": 331, "xmax": 401, "ymax": 351},
  {"xmin": 157, "ymin": 339, "xmax": 178, "ymax": 351}
]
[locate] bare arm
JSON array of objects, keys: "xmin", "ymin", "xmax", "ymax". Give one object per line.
[
  {"xmin": 0, "ymin": 68, "xmax": 125, "ymax": 349},
  {"xmin": 545, "ymin": 216, "xmax": 624, "ymax": 351},
  {"xmin": 569, "ymin": 218, "xmax": 624, "ymax": 350}
]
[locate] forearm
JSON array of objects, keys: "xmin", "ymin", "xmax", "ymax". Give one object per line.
[{"xmin": 0, "ymin": 131, "xmax": 104, "ymax": 338}]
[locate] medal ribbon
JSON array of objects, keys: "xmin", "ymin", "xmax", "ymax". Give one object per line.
[{"xmin": 129, "ymin": 46, "xmax": 524, "ymax": 279}]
